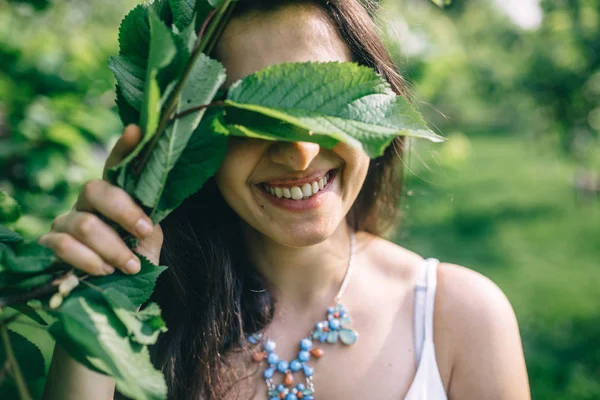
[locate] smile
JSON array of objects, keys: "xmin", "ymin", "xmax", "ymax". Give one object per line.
[{"xmin": 262, "ymin": 170, "xmax": 333, "ymax": 200}]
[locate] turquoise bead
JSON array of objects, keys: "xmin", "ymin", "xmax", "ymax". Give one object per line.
[
  {"xmin": 339, "ymin": 328, "xmax": 358, "ymax": 345},
  {"xmin": 329, "ymin": 319, "xmax": 340, "ymax": 330},
  {"xmin": 327, "ymin": 330, "xmax": 339, "ymax": 343},
  {"xmin": 302, "ymin": 364, "xmax": 314, "ymax": 376},
  {"xmin": 300, "ymin": 338, "xmax": 312, "ymax": 350},
  {"xmin": 265, "ymin": 340, "xmax": 276, "ymax": 353},
  {"xmin": 267, "ymin": 353, "xmax": 279, "ymax": 365},
  {"xmin": 312, "ymin": 330, "xmax": 321, "ymax": 340},
  {"xmin": 290, "ymin": 360, "xmax": 302, "ymax": 372},
  {"xmin": 264, "ymin": 367, "xmax": 275, "ymax": 379},
  {"xmin": 276, "ymin": 360, "xmax": 289, "ymax": 373},
  {"xmin": 298, "ymin": 350, "xmax": 310, "ymax": 362}
]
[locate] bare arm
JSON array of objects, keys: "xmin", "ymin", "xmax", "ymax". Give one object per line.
[
  {"xmin": 40, "ymin": 126, "xmax": 163, "ymax": 399},
  {"xmin": 43, "ymin": 344, "xmax": 116, "ymax": 400},
  {"xmin": 437, "ymin": 263, "xmax": 531, "ymax": 400}
]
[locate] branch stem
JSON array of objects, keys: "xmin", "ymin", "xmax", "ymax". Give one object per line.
[
  {"xmin": 131, "ymin": 0, "xmax": 234, "ymax": 178},
  {"xmin": 0, "ymin": 325, "xmax": 32, "ymax": 400}
]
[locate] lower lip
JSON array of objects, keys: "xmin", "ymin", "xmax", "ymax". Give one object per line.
[{"xmin": 256, "ymin": 170, "xmax": 338, "ymax": 211}]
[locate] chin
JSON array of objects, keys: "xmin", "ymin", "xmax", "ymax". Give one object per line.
[{"xmin": 264, "ymin": 222, "xmax": 336, "ymax": 248}]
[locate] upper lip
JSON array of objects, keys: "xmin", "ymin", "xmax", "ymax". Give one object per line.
[{"xmin": 259, "ymin": 169, "xmax": 335, "ymax": 187}]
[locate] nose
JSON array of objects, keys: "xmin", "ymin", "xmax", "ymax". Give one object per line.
[{"xmin": 269, "ymin": 141, "xmax": 321, "ymax": 171}]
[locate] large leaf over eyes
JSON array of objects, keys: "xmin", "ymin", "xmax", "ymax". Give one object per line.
[{"xmin": 225, "ymin": 61, "xmax": 444, "ymax": 157}]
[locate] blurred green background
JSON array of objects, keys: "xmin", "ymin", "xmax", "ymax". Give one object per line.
[{"xmin": 0, "ymin": 0, "xmax": 598, "ymax": 398}]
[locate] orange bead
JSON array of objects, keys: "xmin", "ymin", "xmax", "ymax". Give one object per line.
[
  {"xmin": 284, "ymin": 371, "xmax": 294, "ymax": 386},
  {"xmin": 297, "ymin": 392, "xmax": 304, "ymax": 399},
  {"xmin": 252, "ymin": 352, "xmax": 266, "ymax": 362},
  {"xmin": 310, "ymin": 348, "xmax": 324, "ymax": 358},
  {"xmin": 280, "ymin": 392, "xmax": 286, "ymax": 399},
  {"xmin": 323, "ymin": 326, "xmax": 329, "ymax": 332},
  {"xmin": 334, "ymin": 312, "xmax": 340, "ymax": 318}
]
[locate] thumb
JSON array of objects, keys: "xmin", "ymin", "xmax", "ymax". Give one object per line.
[{"xmin": 103, "ymin": 124, "xmax": 143, "ymax": 180}]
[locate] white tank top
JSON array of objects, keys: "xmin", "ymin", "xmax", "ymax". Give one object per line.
[{"xmin": 404, "ymin": 258, "xmax": 448, "ymax": 399}]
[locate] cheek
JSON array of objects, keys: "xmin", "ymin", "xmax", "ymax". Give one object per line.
[{"xmin": 333, "ymin": 143, "xmax": 370, "ymax": 192}]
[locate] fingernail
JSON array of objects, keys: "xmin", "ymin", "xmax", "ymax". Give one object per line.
[
  {"xmin": 135, "ymin": 218, "xmax": 153, "ymax": 237},
  {"xmin": 103, "ymin": 263, "xmax": 115, "ymax": 275},
  {"xmin": 125, "ymin": 257, "xmax": 141, "ymax": 274}
]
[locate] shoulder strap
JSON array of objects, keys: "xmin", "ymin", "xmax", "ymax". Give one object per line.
[
  {"xmin": 424, "ymin": 258, "xmax": 440, "ymax": 341},
  {"xmin": 414, "ymin": 258, "xmax": 440, "ymax": 363}
]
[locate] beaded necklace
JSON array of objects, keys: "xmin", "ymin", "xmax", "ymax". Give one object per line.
[{"xmin": 247, "ymin": 231, "xmax": 358, "ymax": 400}]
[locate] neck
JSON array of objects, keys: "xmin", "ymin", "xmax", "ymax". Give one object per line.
[{"xmin": 241, "ymin": 221, "xmax": 353, "ymax": 313}]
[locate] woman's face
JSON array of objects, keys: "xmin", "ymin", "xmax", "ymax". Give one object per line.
[{"xmin": 214, "ymin": 4, "xmax": 370, "ymax": 247}]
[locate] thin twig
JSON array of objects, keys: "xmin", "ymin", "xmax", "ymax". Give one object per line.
[
  {"xmin": 0, "ymin": 269, "xmax": 75, "ymax": 310},
  {"xmin": 0, "ymin": 325, "xmax": 32, "ymax": 400},
  {"xmin": 0, "ymin": 360, "xmax": 9, "ymax": 388},
  {"xmin": 169, "ymin": 101, "xmax": 224, "ymax": 121}
]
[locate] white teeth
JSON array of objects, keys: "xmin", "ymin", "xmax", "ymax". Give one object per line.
[
  {"xmin": 264, "ymin": 171, "xmax": 334, "ymax": 200},
  {"xmin": 291, "ymin": 187, "xmax": 303, "ymax": 200},
  {"xmin": 301, "ymin": 183, "xmax": 312, "ymax": 197},
  {"xmin": 312, "ymin": 181, "xmax": 319, "ymax": 194}
]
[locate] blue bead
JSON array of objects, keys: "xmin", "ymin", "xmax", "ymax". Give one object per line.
[
  {"xmin": 276, "ymin": 360, "xmax": 289, "ymax": 373},
  {"xmin": 248, "ymin": 335, "xmax": 258, "ymax": 345},
  {"xmin": 290, "ymin": 359, "xmax": 302, "ymax": 372},
  {"xmin": 265, "ymin": 340, "xmax": 276, "ymax": 353},
  {"xmin": 285, "ymin": 394, "xmax": 298, "ymax": 400},
  {"xmin": 277, "ymin": 384, "xmax": 285, "ymax": 392},
  {"xmin": 300, "ymin": 338, "xmax": 312, "ymax": 350},
  {"xmin": 315, "ymin": 322, "xmax": 324, "ymax": 330},
  {"xmin": 267, "ymin": 353, "xmax": 279, "ymax": 365},
  {"xmin": 304, "ymin": 396, "xmax": 314, "ymax": 400},
  {"xmin": 302, "ymin": 364, "xmax": 314, "ymax": 376},
  {"xmin": 327, "ymin": 307, "xmax": 335, "ymax": 314},
  {"xmin": 296, "ymin": 383, "xmax": 305, "ymax": 391},
  {"xmin": 264, "ymin": 367, "xmax": 275, "ymax": 379},
  {"xmin": 329, "ymin": 319, "xmax": 340, "ymax": 330},
  {"xmin": 298, "ymin": 350, "xmax": 310, "ymax": 362},
  {"xmin": 270, "ymin": 398, "xmax": 279, "ymax": 400},
  {"xmin": 320, "ymin": 332, "xmax": 328, "ymax": 342}
]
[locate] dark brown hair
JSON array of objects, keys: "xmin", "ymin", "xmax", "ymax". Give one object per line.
[{"xmin": 146, "ymin": 1, "xmax": 409, "ymax": 399}]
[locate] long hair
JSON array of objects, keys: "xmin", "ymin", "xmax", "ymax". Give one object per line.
[{"xmin": 148, "ymin": 1, "xmax": 409, "ymax": 398}]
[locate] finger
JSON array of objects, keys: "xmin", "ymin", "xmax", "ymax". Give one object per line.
[
  {"xmin": 51, "ymin": 212, "xmax": 142, "ymax": 275},
  {"xmin": 38, "ymin": 232, "xmax": 115, "ymax": 276},
  {"xmin": 73, "ymin": 179, "xmax": 154, "ymax": 239},
  {"xmin": 103, "ymin": 124, "xmax": 142, "ymax": 179}
]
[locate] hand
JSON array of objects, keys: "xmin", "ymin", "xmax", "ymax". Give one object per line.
[{"xmin": 38, "ymin": 125, "xmax": 164, "ymax": 276}]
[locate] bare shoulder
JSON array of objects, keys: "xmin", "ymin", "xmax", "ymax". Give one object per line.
[
  {"xmin": 354, "ymin": 231, "xmax": 424, "ymax": 283},
  {"xmin": 434, "ymin": 262, "xmax": 531, "ymax": 399}
]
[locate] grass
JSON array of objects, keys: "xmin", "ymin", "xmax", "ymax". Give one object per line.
[{"xmin": 394, "ymin": 133, "xmax": 600, "ymax": 399}]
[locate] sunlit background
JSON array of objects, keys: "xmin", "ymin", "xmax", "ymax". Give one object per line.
[{"xmin": 1, "ymin": 0, "xmax": 599, "ymax": 398}]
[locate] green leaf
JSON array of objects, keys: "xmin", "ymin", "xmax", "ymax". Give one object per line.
[
  {"xmin": 102, "ymin": 288, "xmax": 167, "ymax": 345},
  {"xmin": 118, "ymin": 3, "xmax": 151, "ymax": 69},
  {"xmin": 48, "ymin": 294, "xmax": 167, "ymax": 400},
  {"xmin": 134, "ymin": 54, "xmax": 226, "ymax": 210},
  {"xmin": 0, "ymin": 191, "xmax": 21, "ymax": 224},
  {"xmin": 72, "ymin": 255, "xmax": 166, "ymax": 308},
  {"xmin": 226, "ymin": 61, "xmax": 444, "ymax": 157},
  {"xmin": 153, "ymin": 110, "xmax": 229, "ymax": 223},
  {"xmin": 0, "ymin": 224, "xmax": 23, "ymax": 244},
  {"xmin": 430, "ymin": 0, "xmax": 452, "ymax": 8},
  {"xmin": 5, "ymin": 304, "xmax": 48, "ymax": 326},
  {"xmin": 1, "ymin": 241, "xmax": 55, "ymax": 274},
  {"xmin": 107, "ymin": 8, "xmax": 179, "ymax": 187},
  {"xmin": 170, "ymin": 0, "xmax": 195, "ymax": 32},
  {"xmin": 109, "ymin": 55, "xmax": 146, "ymax": 112}
]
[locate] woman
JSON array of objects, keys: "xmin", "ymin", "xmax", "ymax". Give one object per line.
[{"xmin": 41, "ymin": 0, "xmax": 530, "ymax": 399}]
